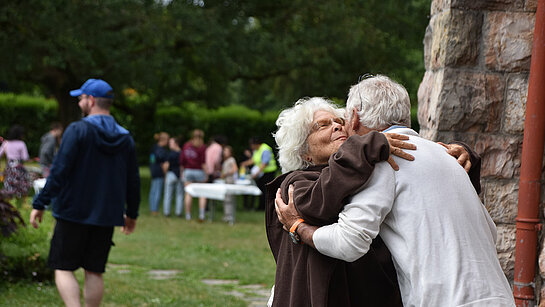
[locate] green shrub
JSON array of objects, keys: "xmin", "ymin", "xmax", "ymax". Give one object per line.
[
  {"xmin": 0, "ymin": 93, "xmax": 280, "ymax": 165},
  {"xmin": 0, "ymin": 94, "xmax": 58, "ymax": 158},
  {"xmin": 0, "ymin": 207, "xmax": 53, "ymax": 282},
  {"xmin": 0, "ymin": 193, "xmax": 25, "ymax": 237}
]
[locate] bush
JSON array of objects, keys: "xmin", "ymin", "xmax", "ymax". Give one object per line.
[
  {"xmin": 0, "ymin": 205, "xmax": 52, "ymax": 283},
  {"xmin": 0, "ymin": 93, "xmax": 281, "ymax": 165},
  {"xmin": 0, "ymin": 94, "xmax": 58, "ymax": 158},
  {"xmin": 0, "ymin": 192, "xmax": 25, "ymax": 237}
]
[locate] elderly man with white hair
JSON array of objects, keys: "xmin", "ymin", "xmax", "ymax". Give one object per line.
[{"xmin": 275, "ymin": 75, "xmax": 515, "ymax": 306}]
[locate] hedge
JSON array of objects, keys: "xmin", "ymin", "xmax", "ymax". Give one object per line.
[
  {"xmin": 0, "ymin": 94, "xmax": 281, "ymax": 165},
  {"xmin": 0, "ymin": 93, "xmax": 420, "ymax": 166},
  {"xmin": 0, "ymin": 94, "xmax": 59, "ymax": 158}
]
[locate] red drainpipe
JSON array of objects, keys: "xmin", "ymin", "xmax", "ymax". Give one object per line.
[{"xmin": 514, "ymin": 0, "xmax": 545, "ymax": 305}]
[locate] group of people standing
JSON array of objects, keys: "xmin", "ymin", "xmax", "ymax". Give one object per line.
[{"xmin": 148, "ymin": 129, "xmax": 278, "ymax": 223}]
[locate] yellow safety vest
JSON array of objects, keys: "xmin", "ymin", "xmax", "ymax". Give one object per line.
[{"xmin": 252, "ymin": 143, "xmax": 277, "ymax": 174}]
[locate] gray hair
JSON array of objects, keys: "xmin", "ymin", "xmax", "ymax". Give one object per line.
[
  {"xmin": 346, "ymin": 75, "xmax": 411, "ymax": 130},
  {"xmin": 273, "ymin": 97, "xmax": 344, "ymax": 173}
]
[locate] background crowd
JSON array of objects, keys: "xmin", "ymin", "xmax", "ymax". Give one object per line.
[
  {"xmin": 0, "ymin": 120, "xmax": 278, "ymax": 225},
  {"xmin": 147, "ymin": 129, "xmax": 278, "ymax": 223}
]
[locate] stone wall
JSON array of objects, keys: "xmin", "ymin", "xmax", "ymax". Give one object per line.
[{"xmin": 418, "ymin": 0, "xmax": 538, "ymax": 302}]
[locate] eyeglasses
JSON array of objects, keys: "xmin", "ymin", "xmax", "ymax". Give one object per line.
[
  {"xmin": 358, "ymin": 73, "xmax": 374, "ymax": 83},
  {"xmin": 310, "ymin": 117, "xmax": 345, "ymax": 133}
]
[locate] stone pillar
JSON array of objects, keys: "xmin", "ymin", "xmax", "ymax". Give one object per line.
[{"xmin": 418, "ymin": 0, "xmax": 538, "ymax": 302}]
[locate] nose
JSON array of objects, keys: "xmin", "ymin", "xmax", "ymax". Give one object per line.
[{"xmin": 333, "ymin": 123, "xmax": 342, "ymax": 131}]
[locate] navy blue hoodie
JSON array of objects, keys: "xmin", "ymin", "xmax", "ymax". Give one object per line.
[{"xmin": 33, "ymin": 115, "xmax": 140, "ymax": 226}]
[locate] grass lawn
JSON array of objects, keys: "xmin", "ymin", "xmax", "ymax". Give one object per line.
[{"xmin": 1, "ymin": 167, "xmax": 276, "ymax": 306}]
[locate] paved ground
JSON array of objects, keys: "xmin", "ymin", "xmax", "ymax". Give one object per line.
[{"xmin": 201, "ymin": 278, "xmax": 270, "ymax": 307}]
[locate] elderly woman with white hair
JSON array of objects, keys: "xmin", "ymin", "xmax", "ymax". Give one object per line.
[
  {"xmin": 265, "ymin": 96, "xmax": 480, "ymax": 307},
  {"xmin": 265, "ymin": 97, "xmax": 415, "ymax": 307}
]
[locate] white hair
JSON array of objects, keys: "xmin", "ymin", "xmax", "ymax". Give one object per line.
[
  {"xmin": 273, "ymin": 97, "xmax": 344, "ymax": 173},
  {"xmin": 346, "ymin": 75, "xmax": 411, "ymax": 130}
]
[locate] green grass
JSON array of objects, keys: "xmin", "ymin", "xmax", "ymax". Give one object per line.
[{"xmin": 1, "ymin": 167, "xmax": 276, "ymax": 306}]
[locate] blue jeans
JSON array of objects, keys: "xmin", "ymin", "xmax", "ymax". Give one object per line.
[
  {"xmin": 149, "ymin": 177, "xmax": 164, "ymax": 212},
  {"xmin": 163, "ymin": 171, "xmax": 184, "ymax": 216}
]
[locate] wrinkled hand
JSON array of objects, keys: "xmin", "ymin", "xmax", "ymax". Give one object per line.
[
  {"xmin": 275, "ymin": 185, "xmax": 301, "ymax": 232},
  {"xmin": 29, "ymin": 209, "xmax": 44, "ymax": 229},
  {"xmin": 121, "ymin": 216, "xmax": 136, "ymax": 235},
  {"xmin": 384, "ymin": 133, "xmax": 416, "ymax": 171},
  {"xmin": 438, "ymin": 142, "xmax": 471, "ymax": 172}
]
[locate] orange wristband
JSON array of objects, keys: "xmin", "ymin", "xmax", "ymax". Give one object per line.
[{"xmin": 290, "ymin": 218, "xmax": 305, "ymax": 234}]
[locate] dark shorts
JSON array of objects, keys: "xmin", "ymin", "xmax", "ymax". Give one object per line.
[{"xmin": 48, "ymin": 219, "xmax": 114, "ymax": 273}]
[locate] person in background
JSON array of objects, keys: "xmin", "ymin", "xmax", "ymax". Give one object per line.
[
  {"xmin": 204, "ymin": 135, "xmax": 225, "ymax": 217},
  {"xmin": 180, "ymin": 129, "xmax": 207, "ymax": 221},
  {"xmin": 205, "ymin": 135, "xmax": 225, "ymax": 183},
  {"xmin": 149, "ymin": 132, "xmax": 169, "ymax": 216},
  {"xmin": 238, "ymin": 147, "xmax": 255, "ymax": 209},
  {"xmin": 30, "ymin": 78, "xmax": 140, "ymax": 307},
  {"xmin": 39, "ymin": 122, "xmax": 64, "ymax": 178},
  {"xmin": 221, "ymin": 145, "xmax": 238, "ymax": 224},
  {"xmin": 0, "ymin": 124, "xmax": 31, "ymax": 199},
  {"xmin": 240, "ymin": 137, "xmax": 278, "ymax": 210},
  {"xmin": 163, "ymin": 136, "xmax": 184, "ymax": 217}
]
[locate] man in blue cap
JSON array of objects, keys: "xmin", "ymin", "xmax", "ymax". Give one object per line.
[{"xmin": 30, "ymin": 78, "xmax": 140, "ymax": 307}]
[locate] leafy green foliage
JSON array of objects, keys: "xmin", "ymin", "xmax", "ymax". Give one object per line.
[
  {"xmin": 0, "ymin": 94, "xmax": 58, "ymax": 157},
  {"xmin": 0, "ymin": 204, "xmax": 52, "ymax": 283},
  {"xmin": 0, "ymin": 192, "xmax": 25, "ymax": 238},
  {"xmin": 1, "ymin": 0, "xmax": 430, "ymax": 127},
  {"xmin": 0, "ymin": 93, "xmax": 278, "ymax": 164}
]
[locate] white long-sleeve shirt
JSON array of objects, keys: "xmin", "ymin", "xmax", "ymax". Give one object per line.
[{"xmin": 313, "ymin": 128, "xmax": 514, "ymax": 307}]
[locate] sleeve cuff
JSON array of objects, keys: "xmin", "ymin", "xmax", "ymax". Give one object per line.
[{"xmin": 32, "ymin": 202, "xmax": 46, "ymax": 210}]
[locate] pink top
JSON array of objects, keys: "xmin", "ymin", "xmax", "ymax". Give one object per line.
[
  {"xmin": 0, "ymin": 140, "xmax": 29, "ymax": 161},
  {"xmin": 205, "ymin": 142, "xmax": 223, "ymax": 175}
]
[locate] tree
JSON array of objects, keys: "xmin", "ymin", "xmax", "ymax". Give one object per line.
[{"xmin": 0, "ymin": 0, "xmax": 431, "ymax": 124}]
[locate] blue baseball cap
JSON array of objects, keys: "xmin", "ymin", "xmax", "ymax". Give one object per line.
[{"xmin": 69, "ymin": 78, "xmax": 114, "ymax": 99}]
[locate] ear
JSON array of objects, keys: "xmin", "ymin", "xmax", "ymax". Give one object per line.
[
  {"xmin": 349, "ymin": 108, "xmax": 360, "ymax": 131},
  {"xmin": 302, "ymin": 154, "xmax": 312, "ymax": 163}
]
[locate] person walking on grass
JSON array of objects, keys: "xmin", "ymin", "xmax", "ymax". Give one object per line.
[{"xmin": 30, "ymin": 78, "xmax": 140, "ymax": 307}]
